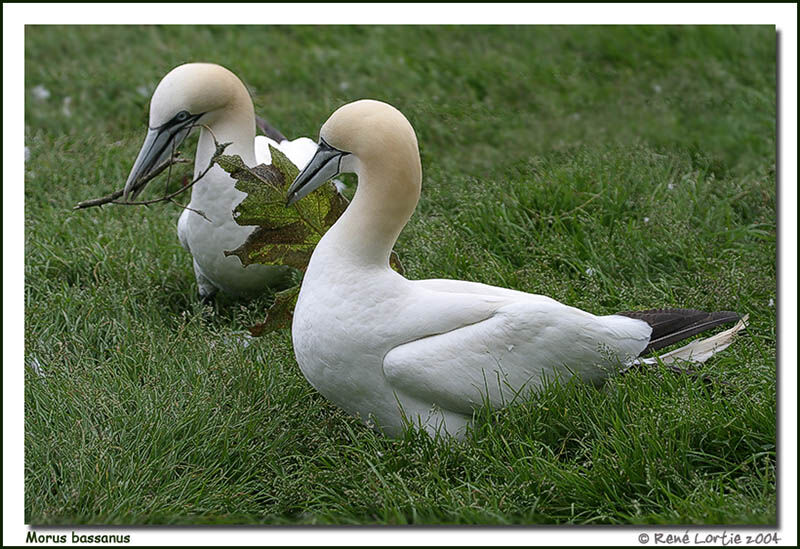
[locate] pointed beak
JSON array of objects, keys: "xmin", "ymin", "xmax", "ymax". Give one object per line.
[
  {"xmin": 286, "ymin": 138, "xmax": 347, "ymax": 206},
  {"xmin": 123, "ymin": 114, "xmax": 200, "ymax": 200}
]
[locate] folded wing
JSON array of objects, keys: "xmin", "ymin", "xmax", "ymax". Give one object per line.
[{"xmin": 383, "ymin": 298, "xmax": 651, "ymax": 415}]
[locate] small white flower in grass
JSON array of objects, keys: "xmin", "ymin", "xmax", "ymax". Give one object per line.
[
  {"xmin": 62, "ymin": 96, "xmax": 72, "ymax": 117},
  {"xmin": 216, "ymin": 332, "xmax": 253, "ymax": 349},
  {"xmin": 32, "ymin": 85, "xmax": 50, "ymax": 100},
  {"xmin": 28, "ymin": 357, "xmax": 46, "ymax": 377},
  {"xmin": 25, "ymin": 146, "xmax": 30, "ymax": 162},
  {"xmin": 585, "ymin": 267, "xmax": 595, "ymax": 276},
  {"xmin": 652, "ymin": 83, "xmax": 662, "ymax": 93},
  {"xmin": 135, "ymin": 85, "xmax": 149, "ymax": 97},
  {"xmin": 768, "ymin": 298, "xmax": 774, "ymax": 307},
  {"xmin": 643, "ymin": 217, "xmax": 650, "ymax": 223},
  {"xmin": 339, "ymin": 81, "xmax": 350, "ymax": 91},
  {"xmin": 667, "ymin": 183, "xmax": 674, "ymax": 190}
]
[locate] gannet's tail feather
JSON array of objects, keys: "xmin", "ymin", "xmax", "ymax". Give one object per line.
[
  {"xmin": 255, "ymin": 114, "xmax": 287, "ymax": 143},
  {"xmin": 617, "ymin": 308, "xmax": 743, "ymax": 355},
  {"xmin": 635, "ymin": 315, "xmax": 749, "ymax": 366}
]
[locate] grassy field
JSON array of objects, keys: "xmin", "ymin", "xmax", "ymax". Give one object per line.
[{"xmin": 24, "ymin": 26, "xmax": 776, "ymax": 525}]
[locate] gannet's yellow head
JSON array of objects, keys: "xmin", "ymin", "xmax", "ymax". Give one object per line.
[
  {"xmin": 124, "ymin": 63, "xmax": 253, "ymax": 199},
  {"xmin": 286, "ymin": 100, "xmax": 421, "ymax": 206}
]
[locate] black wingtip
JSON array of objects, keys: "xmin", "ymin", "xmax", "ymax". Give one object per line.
[
  {"xmin": 617, "ymin": 308, "xmax": 743, "ymax": 356},
  {"xmin": 255, "ymin": 115, "xmax": 287, "ymax": 143}
]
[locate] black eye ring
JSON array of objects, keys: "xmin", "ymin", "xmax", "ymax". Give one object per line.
[{"xmin": 176, "ymin": 110, "xmax": 190, "ymax": 122}]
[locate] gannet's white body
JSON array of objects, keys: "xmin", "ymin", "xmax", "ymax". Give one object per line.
[
  {"xmin": 286, "ymin": 100, "xmax": 747, "ymax": 439},
  {"xmin": 125, "ymin": 63, "xmax": 317, "ymax": 297}
]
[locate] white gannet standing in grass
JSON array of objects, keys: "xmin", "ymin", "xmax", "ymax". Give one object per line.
[
  {"xmin": 124, "ymin": 63, "xmax": 318, "ymax": 298},
  {"xmin": 285, "ymin": 99, "xmax": 748, "ymax": 439}
]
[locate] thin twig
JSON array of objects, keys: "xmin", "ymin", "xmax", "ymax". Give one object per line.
[
  {"xmin": 73, "ymin": 131, "xmax": 231, "ymax": 213},
  {"xmin": 73, "ymin": 154, "xmax": 189, "ymax": 209},
  {"xmin": 112, "ymin": 136, "xmax": 230, "ymax": 207},
  {"xmin": 110, "ymin": 157, "xmax": 216, "ymax": 207},
  {"xmin": 168, "ymin": 198, "xmax": 210, "ymax": 223},
  {"xmin": 165, "ymin": 135, "xmax": 177, "ymax": 197}
]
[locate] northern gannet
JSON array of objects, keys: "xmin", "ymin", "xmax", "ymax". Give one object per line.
[
  {"xmin": 124, "ymin": 63, "xmax": 318, "ymax": 298},
  {"xmin": 285, "ymin": 99, "xmax": 747, "ymax": 439}
]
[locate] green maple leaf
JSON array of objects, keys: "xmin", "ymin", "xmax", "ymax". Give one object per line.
[
  {"xmin": 217, "ymin": 145, "xmax": 404, "ymax": 335},
  {"xmin": 218, "ymin": 145, "xmax": 349, "ymax": 270},
  {"xmin": 247, "ymin": 284, "xmax": 301, "ymax": 336}
]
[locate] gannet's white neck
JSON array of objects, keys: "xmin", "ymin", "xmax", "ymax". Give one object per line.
[
  {"xmin": 317, "ymin": 100, "xmax": 422, "ymax": 267},
  {"xmin": 326, "ymin": 152, "xmax": 421, "ymax": 268}
]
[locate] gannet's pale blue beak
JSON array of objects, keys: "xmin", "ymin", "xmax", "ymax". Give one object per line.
[
  {"xmin": 123, "ymin": 111, "xmax": 202, "ymax": 200},
  {"xmin": 286, "ymin": 138, "xmax": 348, "ymax": 206}
]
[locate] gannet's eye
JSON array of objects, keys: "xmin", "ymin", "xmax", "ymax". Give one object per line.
[{"xmin": 175, "ymin": 110, "xmax": 190, "ymax": 122}]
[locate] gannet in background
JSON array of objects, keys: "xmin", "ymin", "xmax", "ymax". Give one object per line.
[
  {"xmin": 124, "ymin": 63, "xmax": 318, "ymax": 298},
  {"xmin": 285, "ymin": 99, "xmax": 748, "ymax": 439}
]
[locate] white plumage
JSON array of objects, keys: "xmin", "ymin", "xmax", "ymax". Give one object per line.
[
  {"xmin": 125, "ymin": 63, "xmax": 317, "ymax": 298},
  {"xmin": 286, "ymin": 100, "xmax": 747, "ymax": 438}
]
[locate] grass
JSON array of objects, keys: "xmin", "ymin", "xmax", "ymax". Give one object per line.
[{"xmin": 24, "ymin": 25, "xmax": 776, "ymax": 525}]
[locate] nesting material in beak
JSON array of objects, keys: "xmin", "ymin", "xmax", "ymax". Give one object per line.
[{"xmin": 123, "ymin": 111, "xmax": 202, "ymax": 200}]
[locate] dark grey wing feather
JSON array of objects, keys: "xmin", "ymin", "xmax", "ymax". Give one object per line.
[
  {"xmin": 616, "ymin": 308, "xmax": 742, "ymax": 355},
  {"xmin": 255, "ymin": 115, "xmax": 287, "ymax": 143}
]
